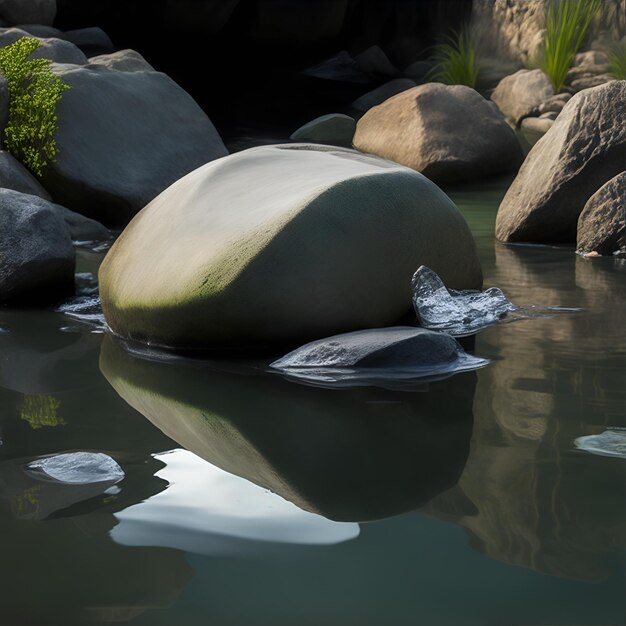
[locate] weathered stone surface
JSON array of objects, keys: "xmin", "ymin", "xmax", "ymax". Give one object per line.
[
  {"xmin": 353, "ymin": 83, "xmax": 523, "ymax": 184},
  {"xmin": 99, "ymin": 144, "xmax": 482, "ymax": 350},
  {"xmin": 0, "ymin": 0, "xmax": 56, "ymax": 26},
  {"xmin": 490, "ymin": 69, "xmax": 554, "ymax": 125},
  {"xmin": 0, "ymin": 28, "xmax": 87, "ymax": 64},
  {"xmin": 42, "ymin": 63, "xmax": 228, "ymax": 226},
  {"xmin": 496, "ymin": 81, "xmax": 626, "ymax": 243},
  {"xmin": 290, "ymin": 113, "xmax": 355, "ymax": 147},
  {"xmin": 0, "ymin": 75, "xmax": 8, "ymax": 132},
  {"xmin": 576, "ymin": 172, "xmax": 625, "ymax": 256},
  {"xmin": 88, "ymin": 49, "xmax": 154, "ymax": 72},
  {"xmin": 351, "ymin": 78, "xmax": 416, "ymax": 112},
  {"xmin": 0, "ymin": 151, "xmax": 51, "ymax": 199},
  {"xmin": 0, "ymin": 189, "xmax": 74, "ymax": 303}
]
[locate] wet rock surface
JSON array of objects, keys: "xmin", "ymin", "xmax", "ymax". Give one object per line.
[
  {"xmin": 575, "ymin": 429, "xmax": 626, "ymax": 459},
  {"xmin": 26, "ymin": 452, "xmax": 125, "ymax": 484},
  {"xmin": 412, "ymin": 266, "xmax": 516, "ymax": 336},
  {"xmin": 270, "ymin": 326, "xmax": 488, "ymax": 388}
]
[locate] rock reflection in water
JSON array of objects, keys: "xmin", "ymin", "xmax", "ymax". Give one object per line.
[
  {"xmin": 100, "ymin": 335, "xmax": 476, "ymax": 523},
  {"xmin": 421, "ymin": 246, "xmax": 626, "ymax": 581},
  {"xmin": 112, "ymin": 448, "xmax": 360, "ymax": 554},
  {"xmin": 0, "ymin": 453, "xmax": 191, "ymax": 624}
]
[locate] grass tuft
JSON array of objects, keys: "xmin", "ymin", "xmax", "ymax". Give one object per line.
[
  {"xmin": 540, "ymin": 0, "xmax": 602, "ymax": 91},
  {"xmin": 427, "ymin": 26, "xmax": 479, "ymax": 88}
]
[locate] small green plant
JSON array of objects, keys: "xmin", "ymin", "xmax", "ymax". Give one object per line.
[
  {"xmin": 0, "ymin": 36, "xmax": 69, "ymax": 176},
  {"xmin": 427, "ymin": 26, "xmax": 479, "ymax": 88},
  {"xmin": 540, "ymin": 0, "xmax": 602, "ymax": 91},
  {"xmin": 607, "ymin": 40, "xmax": 626, "ymax": 79}
]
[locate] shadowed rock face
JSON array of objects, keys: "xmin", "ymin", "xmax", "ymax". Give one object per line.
[
  {"xmin": 576, "ymin": 172, "xmax": 626, "ymax": 257},
  {"xmin": 100, "ymin": 335, "xmax": 476, "ymax": 522},
  {"xmin": 421, "ymin": 245, "xmax": 626, "ymax": 581},
  {"xmin": 495, "ymin": 81, "xmax": 626, "ymax": 244}
]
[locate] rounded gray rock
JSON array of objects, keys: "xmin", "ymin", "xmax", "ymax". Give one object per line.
[
  {"xmin": 0, "ymin": 151, "xmax": 51, "ymax": 199},
  {"xmin": 42, "ymin": 63, "xmax": 228, "ymax": 226},
  {"xmin": 290, "ymin": 113, "xmax": 355, "ymax": 147},
  {"xmin": 0, "ymin": 188, "xmax": 74, "ymax": 303}
]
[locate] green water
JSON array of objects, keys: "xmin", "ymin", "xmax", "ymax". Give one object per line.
[{"xmin": 0, "ymin": 177, "xmax": 624, "ymax": 625}]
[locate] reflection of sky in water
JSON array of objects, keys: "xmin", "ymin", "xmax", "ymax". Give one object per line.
[{"xmin": 112, "ymin": 449, "xmax": 359, "ymax": 554}]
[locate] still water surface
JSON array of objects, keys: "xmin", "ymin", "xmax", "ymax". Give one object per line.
[{"xmin": 0, "ymin": 177, "xmax": 624, "ymax": 625}]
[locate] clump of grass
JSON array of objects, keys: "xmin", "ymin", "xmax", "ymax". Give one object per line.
[
  {"xmin": 427, "ymin": 26, "xmax": 479, "ymax": 88},
  {"xmin": 607, "ymin": 40, "xmax": 626, "ymax": 79},
  {"xmin": 540, "ymin": 0, "xmax": 602, "ymax": 91},
  {"xmin": 0, "ymin": 36, "xmax": 70, "ymax": 176}
]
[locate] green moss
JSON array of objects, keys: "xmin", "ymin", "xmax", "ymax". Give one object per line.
[
  {"xmin": 19, "ymin": 394, "xmax": 65, "ymax": 429},
  {"xmin": 0, "ymin": 36, "xmax": 70, "ymax": 176}
]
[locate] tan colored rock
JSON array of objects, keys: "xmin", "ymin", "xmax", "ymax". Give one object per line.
[
  {"xmin": 491, "ymin": 69, "xmax": 554, "ymax": 125},
  {"xmin": 576, "ymin": 172, "xmax": 625, "ymax": 257},
  {"xmin": 496, "ymin": 81, "xmax": 626, "ymax": 243},
  {"xmin": 353, "ymin": 83, "xmax": 523, "ymax": 184}
]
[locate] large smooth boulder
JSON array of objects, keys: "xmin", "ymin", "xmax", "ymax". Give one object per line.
[
  {"xmin": 353, "ymin": 83, "xmax": 523, "ymax": 184},
  {"xmin": 576, "ymin": 172, "xmax": 625, "ymax": 257},
  {"xmin": 99, "ymin": 144, "xmax": 482, "ymax": 350},
  {"xmin": 496, "ymin": 81, "xmax": 626, "ymax": 243},
  {"xmin": 0, "ymin": 0, "xmax": 56, "ymax": 26},
  {"xmin": 42, "ymin": 64, "xmax": 228, "ymax": 226},
  {"xmin": 490, "ymin": 69, "xmax": 554, "ymax": 125},
  {"xmin": 0, "ymin": 189, "xmax": 74, "ymax": 303},
  {"xmin": 0, "ymin": 151, "xmax": 51, "ymax": 199}
]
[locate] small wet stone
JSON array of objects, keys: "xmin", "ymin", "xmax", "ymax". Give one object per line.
[
  {"xmin": 575, "ymin": 429, "xmax": 626, "ymax": 459},
  {"xmin": 25, "ymin": 452, "xmax": 125, "ymax": 484},
  {"xmin": 412, "ymin": 266, "xmax": 517, "ymax": 336},
  {"xmin": 270, "ymin": 326, "xmax": 489, "ymax": 389},
  {"xmin": 56, "ymin": 295, "xmax": 107, "ymax": 332}
]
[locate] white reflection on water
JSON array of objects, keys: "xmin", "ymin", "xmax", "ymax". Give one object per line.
[{"xmin": 111, "ymin": 449, "xmax": 359, "ymax": 554}]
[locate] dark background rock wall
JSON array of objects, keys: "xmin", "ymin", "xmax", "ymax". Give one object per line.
[{"xmin": 54, "ymin": 0, "xmax": 472, "ymax": 140}]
